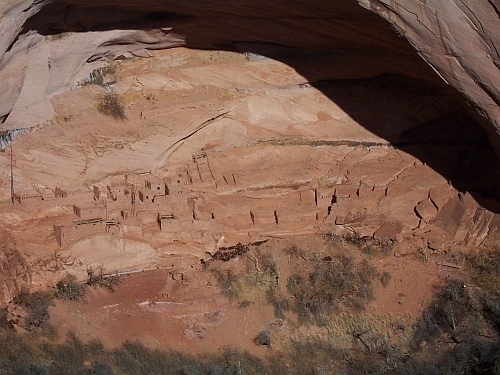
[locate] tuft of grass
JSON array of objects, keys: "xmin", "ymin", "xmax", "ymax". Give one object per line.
[
  {"xmin": 324, "ymin": 230, "xmax": 343, "ymax": 244},
  {"xmin": 380, "ymin": 271, "xmax": 392, "ymax": 288},
  {"xmin": 324, "ymin": 229, "xmax": 364, "ymax": 247},
  {"xmin": 238, "ymin": 300, "xmax": 251, "ymax": 309},
  {"xmin": 362, "ymin": 245, "xmax": 373, "ymax": 255},
  {"xmin": 316, "ymin": 177, "xmax": 333, "ymax": 188},
  {"xmin": 214, "ymin": 269, "xmax": 241, "ymax": 299},
  {"xmin": 96, "ymin": 93, "xmax": 126, "ymax": 120},
  {"xmin": 284, "ymin": 244, "xmax": 304, "ymax": 258},
  {"xmin": 253, "ymin": 330, "xmax": 272, "ymax": 347}
]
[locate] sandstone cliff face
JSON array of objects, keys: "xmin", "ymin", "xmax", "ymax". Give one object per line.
[
  {"xmin": 0, "ymin": 0, "xmax": 498, "ymax": 155},
  {"xmin": 358, "ymin": 0, "xmax": 500, "ymax": 154},
  {"xmin": 0, "ymin": 2, "xmax": 499, "ymax": 291}
]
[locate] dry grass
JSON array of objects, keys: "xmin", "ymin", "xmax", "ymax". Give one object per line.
[
  {"xmin": 210, "ymin": 238, "xmax": 500, "ymax": 374},
  {"xmin": 468, "ymin": 245, "xmax": 500, "ymax": 297},
  {"xmin": 96, "ymin": 93, "xmax": 126, "ymax": 120},
  {"xmin": 212, "ymin": 248, "xmax": 280, "ymax": 300},
  {"xmin": 325, "ymin": 228, "xmax": 393, "ymax": 257},
  {"xmin": 285, "ymin": 254, "xmax": 379, "ymax": 323},
  {"xmin": 1, "ymin": 271, "xmax": 499, "ymax": 375},
  {"xmin": 215, "ymin": 240, "xmax": 380, "ymax": 323}
]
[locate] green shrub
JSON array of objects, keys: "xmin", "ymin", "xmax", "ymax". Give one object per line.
[
  {"xmin": 55, "ymin": 275, "xmax": 86, "ymax": 300},
  {"xmin": 14, "ymin": 287, "xmax": 54, "ymax": 331},
  {"xmin": 96, "ymin": 93, "xmax": 126, "ymax": 120},
  {"xmin": 253, "ymin": 330, "xmax": 272, "ymax": 347}
]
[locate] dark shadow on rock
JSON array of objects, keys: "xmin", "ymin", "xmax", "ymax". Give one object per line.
[
  {"xmin": 16, "ymin": 0, "xmax": 500, "ymax": 213},
  {"xmin": 306, "ymin": 76, "xmax": 500, "ymax": 213}
]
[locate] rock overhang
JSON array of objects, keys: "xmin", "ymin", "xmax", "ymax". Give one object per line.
[{"xmin": 0, "ymin": 0, "xmax": 498, "ymax": 157}]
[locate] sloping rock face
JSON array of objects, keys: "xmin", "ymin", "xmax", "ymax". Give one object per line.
[
  {"xmin": 0, "ymin": 7, "xmax": 499, "ymax": 288},
  {"xmin": 0, "ymin": 0, "xmax": 499, "ymax": 156},
  {"xmin": 358, "ymin": 0, "xmax": 500, "ymax": 156},
  {"xmin": 0, "ymin": 229, "xmax": 31, "ymax": 300}
]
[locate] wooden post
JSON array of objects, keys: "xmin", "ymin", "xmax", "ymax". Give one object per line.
[{"xmin": 10, "ymin": 142, "xmax": 14, "ymax": 204}]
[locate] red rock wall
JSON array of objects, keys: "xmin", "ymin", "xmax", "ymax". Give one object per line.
[{"xmin": 0, "ymin": 0, "xmax": 498, "ymax": 155}]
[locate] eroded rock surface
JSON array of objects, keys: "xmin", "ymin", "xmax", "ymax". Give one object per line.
[
  {"xmin": 0, "ymin": 0, "xmax": 499, "ymax": 153},
  {"xmin": 0, "ymin": 229, "xmax": 31, "ymax": 300},
  {"xmin": 358, "ymin": 0, "xmax": 500, "ymax": 154},
  {"xmin": 0, "ymin": 48, "xmax": 499, "ymax": 287},
  {"xmin": 0, "ymin": 1, "xmax": 499, "ymax": 289}
]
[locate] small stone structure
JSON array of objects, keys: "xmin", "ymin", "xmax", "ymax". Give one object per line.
[
  {"xmin": 138, "ymin": 179, "xmax": 167, "ymax": 203},
  {"xmin": 145, "ymin": 179, "xmax": 168, "ymax": 195},
  {"xmin": 73, "ymin": 204, "xmax": 105, "ymax": 220},
  {"xmin": 106, "ymin": 183, "xmax": 132, "ymax": 201},
  {"xmin": 55, "ymin": 187, "xmax": 90, "ymax": 199},
  {"xmin": 13, "ymin": 192, "xmax": 43, "ymax": 204},
  {"xmin": 105, "ymin": 220, "xmax": 120, "ymax": 235},
  {"xmin": 54, "ymin": 219, "xmax": 105, "ymax": 247},
  {"xmin": 157, "ymin": 213, "xmax": 175, "ymax": 231}
]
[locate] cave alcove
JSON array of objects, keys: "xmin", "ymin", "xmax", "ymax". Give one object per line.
[{"xmin": 10, "ymin": 0, "xmax": 500, "ymax": 212}]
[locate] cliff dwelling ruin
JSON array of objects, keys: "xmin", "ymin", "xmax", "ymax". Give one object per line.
[{"xmin": 0, "ymin": 0, "xmax": 499, "ymax": 372}]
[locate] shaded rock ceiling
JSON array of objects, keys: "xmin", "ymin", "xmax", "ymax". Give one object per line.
[{"xmin": 0, "ymin": 0, "xmax": 499, "ymax": 155}]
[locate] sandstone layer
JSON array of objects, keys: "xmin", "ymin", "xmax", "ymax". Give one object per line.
[
  {"xmin": 0, "ymin": 48, "xmax": 499, "ymax": 291},
  {"xmin": 0, "ymin": 0, "xmax": 499, "ymax": 154}
]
